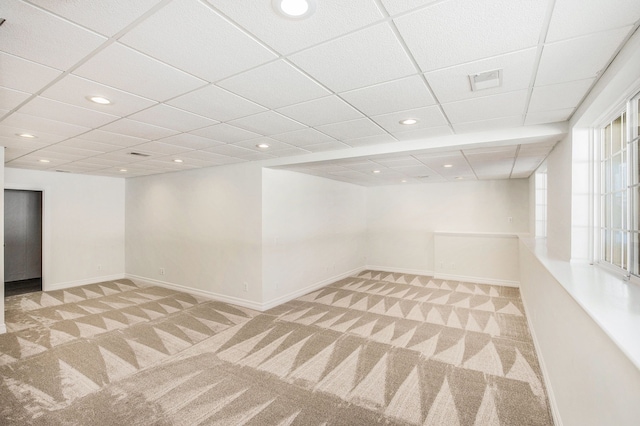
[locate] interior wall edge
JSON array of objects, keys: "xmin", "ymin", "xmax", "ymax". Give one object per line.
[
  {"xmin": 126, "ymin": 273, "xmax": 264, "ymax": 312},
  {"xmin": 261, "ymin": 265, "xmax": 366, "ymax": 311},
  {"xmin": 45, "ymin": 273, "xmax": 126, "ymax": 292},
  {"xmin": 433, "ymin": 273, "xmax": 519, "ymax": 287}
]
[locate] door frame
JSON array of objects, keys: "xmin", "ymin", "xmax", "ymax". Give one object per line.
[{"xmin": 5, "ymin": 184, "xmax": 49, "ymax": 291}]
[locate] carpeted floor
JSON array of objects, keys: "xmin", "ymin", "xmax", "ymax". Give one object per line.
[{"xmin": 0, "ymin": 270, "xmax": 554, "ymax": 425}]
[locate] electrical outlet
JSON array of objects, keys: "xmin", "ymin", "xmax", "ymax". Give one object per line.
[
  {"xmin": 508, "ymin": 216, "xmax": 513, "ymax": 223},
  {"xmin": 97, "ymin": 265, "xmax": 102, "ymax": 271},
  {"xmin": 159, "ymin": 268, "xmax": 165, "ymax": 275},
  {"xmin": 243, "ymin": 282, "xmax": 248, "ymax": 292}
]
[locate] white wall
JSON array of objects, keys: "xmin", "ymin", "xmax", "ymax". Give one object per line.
[
  {"xmin": 366, "ymin": 179, "xmax": 529, "ymax": 274},
  {"xmin": 545, "ymin": 135, "xmax": 573, "ymax": 261},
  {"xmin": 0, "ymin": 151, "xmax": 5, "ymax": 333},
  {"xmin": 4, "ymin": 168, "xmax": 125, "ymax": 290},
  {"xmin": 519, "ymin": 241, "xmax": 640, "ymax": 426},
  {"xmin": 262, "ymin": 169, "xmax": 366, "ymax": 306},
  {"xmin": 125, "ymin": 163, "xmax": 263, "ymax": 307}
]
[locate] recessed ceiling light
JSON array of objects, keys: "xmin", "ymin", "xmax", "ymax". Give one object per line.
[
  {"xmin": 401, "ymin": 179, "xmax": 407, "ymax": 183},
  {"xmin": 373, "ymin": 170, "xmax": 381, "ymax": 174},
  {"xmin": 173, "ymin": 159, "xmax": 183, "ymax": 163},
  {"xmin": 119, "ymin": 169, "xmax": 128, "ymax": 172},
  {"xmin": 443, "ymin": 164, "xmax": 453, "ymax": 168},
  {"xmin": 256, "ymin": 143, "xmax": 270, "ymax": 149},
  {"xmin": 38, "ymin": 159, "xmax": 50, "ymax": 163},
  {"xmin": 455, "ymin": 176, "xmax": 464, "ymax": 180},
  {"xmin": 17, "ymin": 133, "xmax": 36, "ymax": 138},
  {"xmin": 399, "ymin": 118, "xmax": 418, "ymax": 125},
  {"xmin": 87, "ymin": 95, "xmax": 111, "ymax": 105},
  {"xmin": 272, "ymin": 0, "xmax": 316, "ymax": 19}
]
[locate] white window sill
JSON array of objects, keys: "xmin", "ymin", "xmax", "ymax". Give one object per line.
[{"xmin": 520, "ymin": 236, "xmax": 640, "ymax": 370}]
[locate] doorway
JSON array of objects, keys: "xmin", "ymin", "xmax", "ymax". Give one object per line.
[{"xmin": 4, "ymin": 189, "xmax": 43, "ymax": 297}]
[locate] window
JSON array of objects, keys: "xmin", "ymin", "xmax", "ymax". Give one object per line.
[
  {"xmin": 535, "ymin": 166, "xmax": 547, "ymax": 238},
  {"xmin": 598, "ymin": 92, "xmax": 640, "ymax": 275}
]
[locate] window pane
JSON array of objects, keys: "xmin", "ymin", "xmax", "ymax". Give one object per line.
[
  {"xmin": 612, "ymin": 153, "xmax": 624, "ymax": 190},
  {"xmin": 613, "ymin": 191, "xmax": 623, "ymax": 229},
  {"xmin": 605, "ymin": 194, "xmax": 612, "ymax": 227},
  {"xmin": 604, "ymin": 123, "xmax": 612, "ymax": 157},
  {"xmin": 604, "ymin": 229, "xmax": 611, "ymax": 262},
  {"xmin": 634, "ymin": 186, "xmax": 640, "ymax": 232},
  {"xmin": 612, "ymin": 115, "xmax": 623, "ymax": 154},
  {"xmin": 633, "ymin": 232, "xmax": 640, "ymax": 275},
  {"xmin": 613, "ymin": 231, "xmax": 623, "ymax": 267},
  {"xmin": 604, "ymin": 159, "xmax": 612, "ymax": 193}
]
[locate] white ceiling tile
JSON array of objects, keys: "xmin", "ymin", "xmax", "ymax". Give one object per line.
[
  {"xmin": 392, "ymin": 126, "xmax": 453, "ymax": 141},
  {"xmin": 190, "ymin": 123, "xmax": 261, "ymax": 143},
  {"xmin": 99, "ymin": 118, "xmax": 178, "ymax": 140},
  {"xmin": 425, "ymin": 48, "xmax": 537, "ymax": 103},
  {"xmin": 452, "ymin": 116, "xmax": 524, "ymax": 134},
  {"xmin": 73, "ymin": 43, "xmax": 206, "ymax": 101},
  {"xmin": 0, "ymin": 87, "xmax": 30, "ymax": 111},
  {"xmin": 34, "ymin": 148, "xmax": 92, "ymax": 161},
  {"xmin": 129, "ymin": 141, "xmax": 194, "ymax": 156},
  {"xmin": 59, "ymin": 138, "xmax": 123, "ymax": 153},
  {"xmin": 41, "ymin": 75, "xmax": 157, "ymax": 116},
  {"xmin": 303, "ymin": 141, "xmax": 351, "ymax": 153},
  {"xmin": 536, "ymin": 28, "xmax": 630, "ymax": 86},
  {"xmin": 207, "ymin": 0, "xmax": 383, "ymax": 54},
  {"xmin": 1, "ymin": 112, "xmax": 90, "ymax": 138},
  {"xmin": 167, "ymin": 85, "xmax": 266, "ymax": 122},
  {"xmin": 237, "ymin": 152, "xmax": 276, "ymax": 161},
  {"xmin": 512, "ymin": 156, "xmax": 546, "ymax": 174},
  {"xmin": 173, "ymin": 151, "xmax": 246, "ymax": 166},
  {"xmin": 339, "ymin": 75, "xmax": 436, "ymax": 116},
  {"xmin": 380, "ymin": 0, "xmax": 440, "ymax": 16},
  {"xmin": 277, "ymin": 96, "xmax": 363, "ymax": 127},
  {"xmin": 156, "ymin": 133, "xmax": 225, "ymax": 150},
  {"xmin": 218, "ymin": 60, "xmax": 330, "ymax": 109},
  {"xmin": 17, "ymin": 97, "xmax": 119, "ymax": 128},
  {"xmin": 442, "ymin": 90, "xmax": 529, "ymax": 124},
  {"xmin": 290, "ymin": 23, "xmax": 416, "ymax": 92},
  {"xmin": 267, "ymin": 147, "xmax": 312, "ymax": 158},
  {"xmin": 394, "ymin": 0, "xmax": 547, "ymax": 71},
  {"xmin": 5, "ymin": 147, "xmax": 35, "ymax": 161},
  {"xmin": 546, "ymin": 0, "xmax": 640, "ymax": 42},
  {"xmin": 0, "ymin": 52, "xmax": 62, "ymax": 93},
  {"xmin": 270, "ymin": 128, "xmax": 337, "ymax": 147},
  {"xmin": 120, "ymin": 0, "xmax": 276, "ymax": 82},
  {"xmin": 524, "ymin": 108, "xmax": 574, "ymax": 126},
  {"xmin": 344, "ymin": 135, "xmax": 398, "ymax": 147},
  {"xmin": 228, "ymin": 111, "xmax": 306, "ymax": 136},
  {"xmin": 79, "ymin": 129, "xmax": 148, "ymax": 147},
  {"xmin": 128, "ymin": 104, "xmax": 217, "ymax": 132},
  {"xmin": 0, "ymin": 1, "xmax": 106, "ymax": 70},
  {"xmin": 316, "ymin": 118, "xmax": 386, "ymax": 140},
  {"xmin": 371, "ymin": 106, "xmax": 448, "ymax": 133},
  {"xmin": 464, "ymin": 146, "xmax": 518, "ymax": 159},
  {"xmin": 28, "ymin": 0, "xmax": 164, "ymax": 37},
  {"xmin": 0, "ymin": 134, "xmax": 52, "ymax": 150},
  {"xmin": 196, "ymin": 144, "xmax": 254, "ymax": 158},
  {"xmin": 528, "ymin": 79, "xmax": 594, "ymax": 113},
  {"xmin": 230, "ymin": 137, "xmax": 295, "ymax": 153}
]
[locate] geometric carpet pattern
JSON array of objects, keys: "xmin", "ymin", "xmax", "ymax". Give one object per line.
[{"xmin": 0, "ymin": 270, "xmax": 554, "ymax": 425}]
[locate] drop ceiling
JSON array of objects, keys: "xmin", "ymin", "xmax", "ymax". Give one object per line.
[{"xmin": 1, "ymin": 0, "xmax": 639, "ymax": 184}]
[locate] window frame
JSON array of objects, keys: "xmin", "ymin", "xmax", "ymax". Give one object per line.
[{"xmin": 595, "ymin": 90, "xmax": 640, "ymax": 280}]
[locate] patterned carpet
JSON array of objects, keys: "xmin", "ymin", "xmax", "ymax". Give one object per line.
[{"xmin": 0, "ymin": 270, "xmax": 554, "ymax": 425}]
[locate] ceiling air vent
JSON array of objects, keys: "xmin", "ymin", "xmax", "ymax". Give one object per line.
[
  {"xmin": 469, "ymin": 69, "xmax": 502, "ymax": 91},
  {"xmin": 129, "ymin": 152, "xmax": 151, "ymax": 157}
]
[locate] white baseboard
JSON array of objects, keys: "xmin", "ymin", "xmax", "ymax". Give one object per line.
[
  {"xmin": 261, "ymin": 266, "xmax": 366, "ymax": 311},
  {"xmin": 434, "ymin": 272, "xmax": 520, "ymax": 287},
  {"xmin": 365, "ymin": 265, "xmax": 435, "ymax": 277},
  {"xmin": 125, "ymin": 274, "xmax": 264, "ymax": 311},
  {"xmin": 0, "ymin": 323, "xmax": 6, "ymax": 335},
  {"xmin": 44, "ymin": 273, "xmax": 126, "ymax": 291},
  {"xmin": 518, "ymin": 291, "xmax": 563, "ymax": 426}
]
